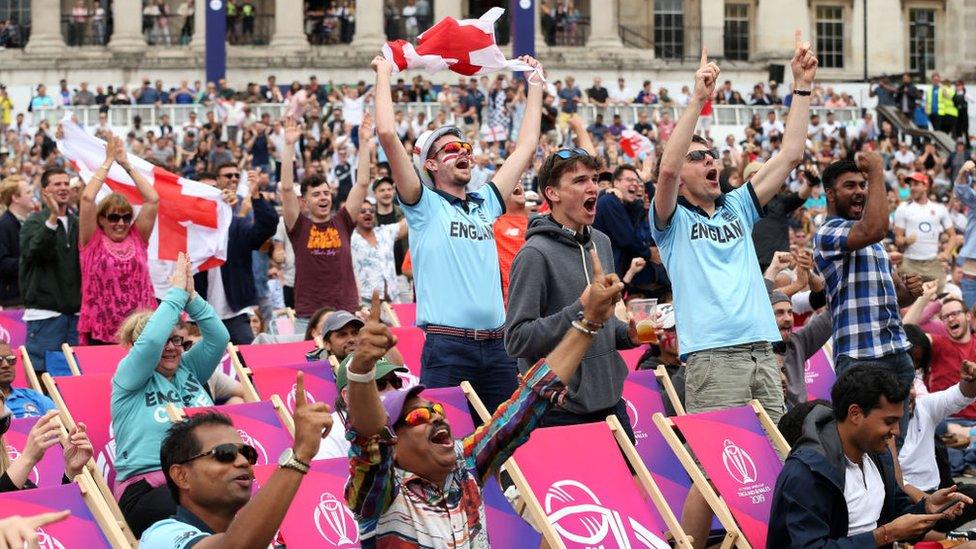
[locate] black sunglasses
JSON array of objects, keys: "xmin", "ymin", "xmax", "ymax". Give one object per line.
[
  {"xmin": 542, "ymin": 147, "xmax": 591, "ymax": 175},
  {"xmin": 0, "ymin": 355, "xmax": 16, "ymax": 366},
  {"xmin": 686, "ymin": 149, "xmax": 719, "ymax": 162},
  {"xmin": 104, "ymin": 213, "xmax": 133, "ymax": 224},
  {"xmin": 221, "ymin": 172, "xmax": 241, "ymax": 179},
  {"xmin": 178, "ymin": 442, "xmax": 258, "ymax": 465},
  {"xmin": 375, "ymin": 374, "xmax": 403, "ymax": 392}
]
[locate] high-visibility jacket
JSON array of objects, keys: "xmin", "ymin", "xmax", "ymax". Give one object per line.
[{"xmin": 925, "ymin": 84, "xmax": 958, "ymax": 117}]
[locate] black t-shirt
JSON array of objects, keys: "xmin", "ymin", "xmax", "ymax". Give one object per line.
[
  {"xmin": 752, "ymin": 191, "xmax": 805, "ymax": 268},
  {"xmin": 333, "ymin": 162, "xmax": 354, "ymax": 204},
  {"xmin": 587, "ymin": 86, "xmax": 609, "ymax": 104},
  {"xmin": 541, "ymin": 104, "xmax": 558, "ymax": 134},
  {"xmin": 633, "ymin": 122, "xmax": 654, "ymax": 136},
  {"xmin": 376, "ymin": 207, "xmax": 408, "ymax": 276}
]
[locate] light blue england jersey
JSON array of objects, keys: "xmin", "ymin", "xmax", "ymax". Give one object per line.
[
  {"xmin": 400, "ymin": 183, "xmax": 506, "ymax": 330},
  {"xmin": 650, "ymin": 184, "xmax": 780, "ymax": 356}
]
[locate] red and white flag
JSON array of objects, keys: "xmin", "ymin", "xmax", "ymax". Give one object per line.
[
  {"xmin": 381, "ymin": 8, "xmax": 539, "ymax": 77},
  {"xmin": 620, "ymin": 129, "xmax": 654, "ymax": 159},
  {"xmin": 57, "ymin": 115, "xmax": 232, "ymax": 272}
]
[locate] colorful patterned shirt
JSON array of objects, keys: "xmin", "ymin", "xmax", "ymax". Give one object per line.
[
  {"xmin": 344, "ymin": 361, "xmax": 564, "ymax": 547},
  {"xmin": 814, "ymin": 216, "xmax": 909, "ymax": 360},
  {"xmin": 351, "ymin": 224, "xmax": 400, "ymax": 303}
]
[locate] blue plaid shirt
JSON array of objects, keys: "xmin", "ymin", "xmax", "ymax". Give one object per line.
[
  {"xmin": 954, "ymin": 184, "xmax": 976, "ymax": 261},
  {"xmin": 814, "ymin": 216, "xmax": 910, "ymax": 360}
]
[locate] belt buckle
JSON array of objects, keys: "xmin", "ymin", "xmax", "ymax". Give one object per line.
[{"xmin": 472, "ymin": 329, "xmax": 485, "ymax": 341}]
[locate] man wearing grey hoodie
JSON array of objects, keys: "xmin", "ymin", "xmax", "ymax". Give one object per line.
[{"xmin": 505, "ymin": 148, "xmax": 638, "ymax": 440}]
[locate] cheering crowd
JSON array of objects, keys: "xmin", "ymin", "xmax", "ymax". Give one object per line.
[{"xmin": 4, "ymin": 22, "xmax": 976, "ymax": 548}]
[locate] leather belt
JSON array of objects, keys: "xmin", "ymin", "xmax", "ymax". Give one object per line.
[{"xmin": 424, "ymin": 324, "xmax": 505, "ymax": 341}]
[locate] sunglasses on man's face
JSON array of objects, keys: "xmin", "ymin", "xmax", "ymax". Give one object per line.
[
  {"xmin": 104, "ymin": 213, "xmax": 133, "ymax": 224},
  {"xmin": 220, "ymin": 172, "xmax": 241, "ymax": 179},
  {"xmin": 178, "ymin": 442, "xmax": 258, "ymax": 465},
  {"xmin": 686, "ymin": 149, "xmax": 719, "ymax": 162},
  {"xmin": 396, "ymin": 402, "xmax": 445, "ymax": 428},
  {"xmin": 0, "ymin": 355, "xmax": 16, "ymax": 366},
  {"xmin": 375, "ymin": 374, "xmax": 403, "ymax": 392},
  {"xmin": 431, "ymin": 141, "xmax": 472, "ymax": 158}
]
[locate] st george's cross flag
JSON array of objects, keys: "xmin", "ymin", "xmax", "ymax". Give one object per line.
[
  {"xmin": 381, "ymin": 7, "xmax": 540, "ymax": 77},
  {"xmin": 57, "ymin": 115, "xmax": 232, "ymax": 272},
  {"xmin": 620, "ymin": 129, "xmax": 655, "ymax": 159}
]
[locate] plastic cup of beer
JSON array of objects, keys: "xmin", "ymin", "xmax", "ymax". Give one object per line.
[{"xmin": 627, "ymin": 298, "xmax": 659, "ymax": 344}]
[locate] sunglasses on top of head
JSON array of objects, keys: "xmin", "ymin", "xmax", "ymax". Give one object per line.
[
  {"xmin": 178, "ymin": 442, "xmax": 258, "ymax": 465},
  {"xmin": 685, "ymin": 149, "xmax": 719, "ymax": 162},
  {"xmin": 104, "ymin": 213, "xmax": 133, "ymax": 224},
  {"xmin": 542, "ymin": 147, "xmax": 591, "ymax": 172},
  {"xmin": 430, "ymin": 141, "xmax": 472, "ymax": 158}
]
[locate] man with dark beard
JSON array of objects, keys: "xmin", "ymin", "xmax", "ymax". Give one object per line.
[
  {"xmin": 371, "ymin": 54, "xmax": 545, "ymax": 417},
  {"xmin": 814, "ymin": 153, "xmax": 923, "ymax": 435}
]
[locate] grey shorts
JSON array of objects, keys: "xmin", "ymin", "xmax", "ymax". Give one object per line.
[{"xmin": 684, "ymin": 341, "xmax": 784, "ymax": 424}]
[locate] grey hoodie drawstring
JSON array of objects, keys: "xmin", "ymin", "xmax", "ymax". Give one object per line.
[{"xmin": 580, "ymin": 242, "xmax": 590, "ymax": 284}]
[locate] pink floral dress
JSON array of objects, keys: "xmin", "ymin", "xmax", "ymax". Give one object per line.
[{"xmin": 78, "ymin": 229, "xmax": 157, "ymax": 344}]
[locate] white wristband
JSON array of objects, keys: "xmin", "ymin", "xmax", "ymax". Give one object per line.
[{"xmin": 345, "ymin": 368, "xmax": 376, "ymax": 383}]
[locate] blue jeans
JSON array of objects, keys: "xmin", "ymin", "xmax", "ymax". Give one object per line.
[
  {"xmin": 540, "ymin": 398, "xmax": 636, "ymax": 445},
  {"xmin": 962, "ymin": 277, "xmax": 976, "ymax": 310},
  {"xmin": 26, "ymin": 315, "xmax": 78, "ymax": 374},
  {"xmin": 420, "ymin": 333, "xmax": 518, "ymax": 424},
  {"xmin": 836, "ymin": 351, "xmax": 915, "ymax": 445}
]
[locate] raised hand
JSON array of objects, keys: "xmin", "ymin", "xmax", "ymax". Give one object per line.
[
  {"xmin": 283, "ymin": 116, "xmax": 302, "ymax": 147},
  {"xmin": 962, "ymin": 360, "xmax": 976, "ymax": 382},
  {"xmin": 959, "ymin": 160, "xmax": 976, "ymax": 183},
  {"xmin": 855, "ymin": 151, "xmax": 884, "ymax": 177},
  {"xmin": 580, "ymin": 249, "xmax": 624, "ymax": 325},
  {"xmin": 791, "ymin": 29, "xmax": 819, "ymax": 88},
  {"xmin": 168, "ymin": 252, "xmax": 189, "ymax": 293},
  {"xmin": 184, "ymin": 254, "xmax": 195, "ymax": 301},
  {"xmin": 0, "ymin": 511, "xmax": 71, "ymax": 548},
  {"xmin": 42, "ymin": 190, "xmax": 60, "ymax": 220},
  {"xmin": 110, "ymin": 134, "xmax": 130, "ymax": 169},
  {"xmin": 371, "ymin": 55, "xmax": 393, "ymax": 76},
  {"xmin": 693, "ymin": 47, "xmax": 721, "ymax": 103},
  {"xmin": 901, "ymin": 272, "xmax": 924, "ymax": 299},
  {"xmin": 919, "ymin": 279, "xmax": 938, "ymax": 300},
  {"xmin": 290, "ymin": 371, "xmax": 333, "ymax": 463},
  {"xmin": 628, "ymin": 257, "xmax": 647, "ymax": 275},
  {"xmin": 352, "ymin": 292, "xmax": 398, "ymax": 372},
  {"xmin": 22, "ymin": 411, "xmax": 62, "ymax": 465},
  {"xmin": 63, "ymin": 422, "xmax": 93, "ymax": 479},
  {"xmin": 358, "ymin": 110, "xmax": 375, "ymax": 147},
  {"xmin": 247, "ymin": 169, "xmax": 261, "ymax": 198}
]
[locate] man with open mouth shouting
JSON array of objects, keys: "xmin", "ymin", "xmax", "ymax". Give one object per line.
[
  {"xmin": 371, "ymin": 53, "xmax": 545, "ymax": 420},
  {"xmin": 651, "ymin": 33, "xmax": 818, "ymax": 547}
]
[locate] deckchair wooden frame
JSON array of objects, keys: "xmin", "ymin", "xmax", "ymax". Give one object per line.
[
  {"xmin": 60, "ymin": 343, "xmax": 83, "ymax": 376},
  {"xmin": 653, "ymin": 364, "xmax": 686, "ymax": 415},
  {"xmin": 19, "ymin": 345, "xmax": 43, "ymax": 393},
  {"xmin": 166, "ymin": 398, "xmax": 296, "ymax": 443},
  {"xmin": 40, "ymin": 372, "xmax": 138, "ymax": 546}
]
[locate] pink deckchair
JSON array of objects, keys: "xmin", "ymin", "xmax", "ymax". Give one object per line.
[
  {"xmin": 62, "ymin": 343, "xmax": 129, "ymax": 376},
  {"xmin": 175, "ymin": 401, "xmax": 294, "ymax": 466},
  {"xmin": 43, "ymin": 373, "xmax": 117, "ymax": 488},
  {"xmin": 390, "ymin": 302, "xmax": 417, "ymax": 327},
  {"xmin": 804, "ymin": 347, "xmax": 836, "ymax": 401},
  {"xmin": 236, "ymin": 340, "xmax": 320, "ymax": 370},
  {"xmin": 247, "ymin": 363, "xmax": 339, "ymax": 413},
  {"xmin": 0, "ymin": 479, "xmax": 130, "ymax": 547},
  {"xmin": 390, "ymin": 326, "xmax": 425, "ymax": 377}
]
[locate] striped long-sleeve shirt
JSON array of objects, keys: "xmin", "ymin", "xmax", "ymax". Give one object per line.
[{"xmin": 344, "ymin": 361, "xmax": 564, "ymax": 548}]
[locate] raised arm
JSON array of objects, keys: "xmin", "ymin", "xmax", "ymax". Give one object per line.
[
  {"xmin": 79, "ymin": 138, "xmax": 115, "ymax": 248},
  {"xmin": 903, "ymin": 280, "xmax": 938, "ymax": 326},
  {"xmin": 567, "ymin": 113, "xmax": 597, "ymax": 156},
  {"xmin": 653, "ymin": 49, "xmax": 719, "ymax": 227},
  {"xmin": 344, "ymin": 110, "xmax": 373, "ymax": 219},
  {"xmin": 371, "ymin": 56, "xmax": 422, "ymax": 204},
  {"xmin": 279, "ymin": 117, "xmax": 302, "ymax": 231},
  {"xmin": 492, "ymin": 57, "xmax": 545, "ymax": 199},
  {"xmin": 116, "ymin": 138, "xmax": 160, "ymax": 243},
  {"xmin": 752, "ymin": 30, "xmax": 818, "ymax": 205},
  {"xmin": 346, "ymin": 293, "xmax": 397, "ymax": 438},
  {"xmin": 843, "ymin": 152, "xmax": 890, "ymax": 250}
]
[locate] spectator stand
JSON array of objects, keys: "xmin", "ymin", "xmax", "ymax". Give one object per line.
[
  {"xmin": 654, "ymin": 401, "xmax": 791, "ymax": 549},
  {"xmin": 0, "ymin": 477, "xmax": 132, "ymax": 548},
  {"xmin": 40, "ymin": 372, "xmax": 137, "ymax": 545}
]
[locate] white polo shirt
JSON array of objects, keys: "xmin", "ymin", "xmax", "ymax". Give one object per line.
[{"xmin": 844, "ymin": 455, "xmax": 885, "ymax": 535}]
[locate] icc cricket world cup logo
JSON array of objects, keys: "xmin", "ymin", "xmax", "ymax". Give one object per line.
[
  {"xmin": 286, "ymin": 384, "xmax": 316, "ymax": 414},
  {"xmin": 313, "ymin": 492, "xmax": 358, "ymax": 545},
  {"xmin": 34, "ymin": 528, "xmax": 66, "ymax": 549},
  {"xmin": 721, "ymin": 439, "xmax": 758, "ymax": 485}
]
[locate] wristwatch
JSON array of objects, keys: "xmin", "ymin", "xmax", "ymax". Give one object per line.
[{"xmin": 277, "ymin": 448, "xmax": 310, "ymax": 474}]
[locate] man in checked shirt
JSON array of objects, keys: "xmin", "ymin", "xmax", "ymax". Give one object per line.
[{"xmin": 814, "ymin": 151, "xmax": 924, "ymax": 438}]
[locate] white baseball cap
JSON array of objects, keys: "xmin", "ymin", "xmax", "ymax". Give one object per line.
[{"xmin": 413, "ymin": 126, "xmax": 465, "ymax": 188}]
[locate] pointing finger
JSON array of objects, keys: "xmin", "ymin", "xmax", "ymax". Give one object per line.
[
  {"xmin": 589, "ymin": 248, "xmax": 605, "ymax": 281},
  {"xmin": 700, "ymin": 46, "xmax": 708, "ymax": 69},
  {"xmin": 795, "ymin": 29, "xmax": 802, "ymax": 50},
  {"xmin": 370, "ymin": 290, "xmax": 382, "ymax": 322},
  {"xmin": 28, "ymin": 510, "xmax": 71, "ymax": 529},
  {"xmin": 294, "ymin": 371, "xmax": 307, "ymax": 409}
]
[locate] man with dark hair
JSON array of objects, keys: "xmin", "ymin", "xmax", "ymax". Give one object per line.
[
  {"xmin": 593, "ymin": 164, "xmax": 653, "ymax": 277},
  {"xmin": 140, "ymin": 374, "xmax": 333, "ymax": 548},
  {"xmin": 653, "ymin": 37, "xmax": 817, "ymax": 546},
  {"xmin": 19, "ymin": 168, "xmax": 81, "ymax": 373},
  {"xmin": 372, "ymin": 54, "xmax": 545, "ymax": 416},
  {"xmin": 372, "ymin": 176, "xmax": 409, "ymax": 291},
  {"xmin": 191, "ymin": 162, "xmax": 277, "ymax": 344},
  {"xmin": 506, "ymin": 147, "xmax": 638, "ymax": 437},
  {"xmin": 815, "ymin": 155, "xmax": 922, "ymax": 430},
  {"xmin": 768, "ymin": 365, "xmax": 969, "ymax": 547},
  {"xmin": 280, "ymin": 113, "xmax": 369, "ymax": 334},
  {"xmin": 777, "ymin": 398, "xmax": 831, "ymax": 447}
]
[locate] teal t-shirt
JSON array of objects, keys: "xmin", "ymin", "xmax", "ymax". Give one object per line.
[
  {"xmin": 650, "ymin": 184, "xmax": 780, "ymax": 356},
  {"xmin": 111, "ymin": 288, "xmax": 230, "ymax": 481}
]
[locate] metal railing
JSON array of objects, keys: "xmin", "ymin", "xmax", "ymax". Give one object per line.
[
  {"xmin": 30, "ymin": 102, "xmax": 866, "ymax": 130},
  {"xmin": 225, "ymin": 13, "xmax": 272, "ymax": 46},
  {"xmin": 304, "ymin": 13, "xmax": 354, "ymax": 45},
  {"xmin": 0, "ymin": 22, "xmax": 29, "ymax": 48},
  {"xmin": 384, "ymin": 14, "xmax": 435, "ymax": 43},
  {"xmin": 61, "ymin": 14, "xmax": 109, "ymax": 47}
]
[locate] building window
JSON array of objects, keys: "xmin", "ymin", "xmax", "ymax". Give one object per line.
[
  {"xmin": 655, "ymin": 0, "xmax": 684, "ymax": 60},
  {"xmin": 814, "ymin": 5, "xmax": 844, "ymax": 68},
  {"xmin": 909, "ymin": 8, "xmax": 936, "ymax": 73},
  {"xmin": 724, "ymin": 3, "xmax": 749, "ymax": 61},
  {"xmin": 0, "ymin": 0, "xmax": 31, "ymax": 48}
]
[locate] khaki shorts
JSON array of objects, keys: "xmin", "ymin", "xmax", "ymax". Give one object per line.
[
  {"xmin": 900, "ymin": 257, "xmax": 947, "ymax": 293},
  {"xmin": 685, "ymin": 342, "xmax": 784, "ymax": 424}
]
